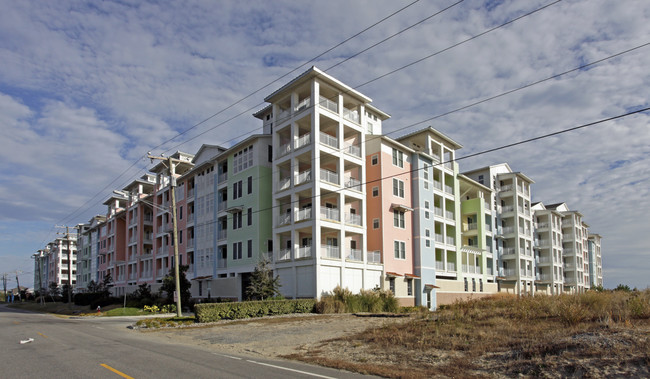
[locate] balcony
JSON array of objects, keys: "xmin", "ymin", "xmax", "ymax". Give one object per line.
[
  {"xmin": 218, "ymin": 172, "xmax": 227, "ymax": 183},
  {"xmin": 487, "ymin": 266, "xmax": 493, "ymax": 276},
  {"xmin": 319, "ymin": 95, "xmax": 338, "ymax": 113},
  {"xmin": 445, "ymin": 210, "xmax": 454, "ymax": 220},
  {"xmin": 296, "ymin": 207, "xmax": 312, "ymax": 222},
  {"xmin": 501, "ymin": 205, "xmax": 514, "ymax": 213},
  {"xmin": 295, "ymin": 133, "xmax": 311, "ymax": 150},
  {"xmin": 347, "ymin": 249, "xmax": 363, "ymax": 261},
  {"xmin": 345, "ymin": 213, "xmax": 362, "ymax": 226},
  {"xmin": 367, "ymin": 250, "xmax": 381, "ymax": 264},
  {"xmin": 187, "ymin": 188, "xmax": 194, "ymax": 199},
  {"xmin": 294, "ymin": 96, "xmax": 310, "ymax": 113},
  {"xmin": 500, "ymin": 247, "xmax": 516, "ymax": 256},
  {"xmin": 217, "ymin": 230, "xmax": 227, "ymax": 241},
  {"xmin": 296, "ymin": 246, "xmax": 313, "ymax": 259},
  {"xmin": 278, "ymin": 177, "xmax": 290, "ymax": 191},
  {"xmin": 319, "ymin": 132, "xmax": 338, "ymax": 149},
  {"xmin": 345, "ymin": 177, "xmax": 362, "ymax": 192},
  {"xmin": 344, "ymin": 143, "xmax": 361, "ymax": 158},
  {"xmin": 277, "ymin": 249, "xmax": 292, "ymax": 261},
  {"xmin": 295, "ymin": 170, "xmax": 312, "ymax": 186},
  {"xmin": 217, "ymin": 259, "xmax": 227, "ymax": 269},
  {"xmin": 462, "ymin": 264, "xmax": 481, "ymax": 274},
  {"xmin": 320, "ymin": 168, "xmax": 339, "ymax": 185},
  {"xmin": 500, "ymin": 226, "xmax": 515, "ymax": 235},
  {"xmin": 465, "ymin": 223, "xmax": 478, "ymax": 231},
  {"xmin": 320, "ymin": 206, "xmax": 340, "ymax": 221},
  {"xmin": 278, "ymin": 212, "xmax": 292, "ymax": 226},
  {"xmin": 321, "ymin": 245, "xmax": 340, "ymax": 259},
  {"xmin": 445, "ymin": 236, "xmax": 455, "ymax": 246},
  {"xmin": 444, "ymin": 184, "xmax": 454, "ymax": 194},
  {"xmin": 500, "ymin": 184, "xmax": 513, "ymax": 192},
  {"xmin": 434, "ymin": 207, "xmax": 444, "ymax": 217},
  {"xmin": 499, "ymin": 268, "xmax": 516, "ymax": 278},
  {"xmin": 434, "ymin": 234, "xmax": 444, "ymax": 243},
  {"xmin": 278, "ymin": 142, "xmax": 292, "ymax": 158},
  {"xmin": 343, "ymin": 107, "xmax": 359, "ymax": 124},
  {"xmin": 433, "ymin": 181, "xmax": 443, "ymax": 191}
]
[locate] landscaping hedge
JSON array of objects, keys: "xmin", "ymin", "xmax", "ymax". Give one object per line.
[{"xmin": 194, "ymin": 299, "xmax": 316, "ymax": 323}]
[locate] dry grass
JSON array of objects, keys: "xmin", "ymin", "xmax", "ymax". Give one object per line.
[{"xmin": 286, "ymin": 290, "xmax": 650, "ymax": 378}]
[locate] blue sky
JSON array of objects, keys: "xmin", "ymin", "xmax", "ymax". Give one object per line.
[{"xmin": 1, "ymin": 0, "xmax": 649, "ymax": 289}]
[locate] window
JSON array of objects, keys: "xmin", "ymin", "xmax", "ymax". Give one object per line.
[
  {"xmin": 179, "ymin": 230, "xmax": 183, "ymax": 244},
  {"xmin": 179, "ymin": 206, "xmax": 183, "ymax": 220},
  {"xmin": 233, "ymin": 181, "xmax": 243, "ymax": 200},
  {"xmin": 372, "ymin": 186, "xmax": 379, "ymax": 197},
  {"xmin": 233, "ymin": 242, "xmax": 243, "ymax": 260},
  {"xmin": 371, "ymin": 154, "xmax": 378, "ymax": 165},
  {"xmin": 268, "ymin": 145, "xmax": 273, "ymax": 162},
  {"xmin": 392, "ymin": 148, "xmax": 404, "ymax": 168},
  {"xmin": 478, "ymin": 175, "xmax": 484, "ymax": 185},
  {"xmin": 464, "ymin": 277, "xmax": 468, "ymax": 292},
  {"xmin": 472, "ymin": 278, "xmax": 476, "ymax": 292},
  {"xmin": 389, "ymin": 278, "xmax": 395, "ymax": 294},
  {"xmin": 373, "ymin": 218, "xmax": 380, "ymax": 229},
  {"xmin": 233, "ymin": 145, "xmax": 254, "ymax": 174},
  {"xmin": 247, "ymin": 208, "xmax": 252, "ymax": 226},
  {"xmin": 247, "ymin": 176, "xmax": 253, "ymax": 194},
  {"xmin": 247, "ymin": 240, "xmax": 253, "ymax": 258},
  {"xmin": 392, "ymin": 178, "xmax": 404, "ymax": 198},
  {"xmin": 393, "ymin": 210, "xmax": 405, "ymax": 228},
  {"xmin": 407, "ymin": 279, "xmax": 413, "ymax": 296},
  {"xmin": 232, "ymin": 211, "xmax": 242, "ymax": 230},
  {"xmin": 394, "ymin": 240, "xmax": 406, "ymax": 259}
]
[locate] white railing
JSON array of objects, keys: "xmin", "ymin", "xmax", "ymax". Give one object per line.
[
  {"xmin": 433, "ymin": 181, "xmax": 443, "ymax": 190},
  {"xmin": 320, "ymin": 168, "xmax": 339, "ymax": 185},
  {"xmin": 278, "ymin": 177, "xmax": 290, "ymax": 191},
  {"xmin": 538, "ymin": 255, "xmax": 553, "ymax": 263},
  {"xmin": 295, "ymin": 133, "xmax": 311, "ymax": 150},
  {"xmin": 294, "ymin": 97, "xmax": 310, "ymax": 112},
  {"xmin": 346, "ymin": 213, "xmax": 362, "ymax": 226},
  {"xmin": 431, "ymin": 153, "xmax": 441, "ymax": 162},
  {"xmin": 296, "ymin": 169, "xmax": 312, "ymax": 185},
  {"xmin": 487, "ymin": 266, "xmax": 493, "ymax": 275},
  {"xmin": 502, "ymin": 205, "xmax": 514, "ymax": 213},
  {"xmin": 296, "ymin": 246, "xmax": 313, "ymax": 259},
  {"xmin": 321, "ymin": 245, "xmax": 340, "ymax": 259},
  {"xmin": 444, "ymin": 184, "xmax": 454, "ymax": 194},
  {"xmin": 446, "ymin": 236, "xmax": 455, "ymax": 245},
  {"xmin": 319, "ymin": 132, "xmax": 338, "ymax": 148},
  {"xmin": 218, "ymin": 201, "xmax": 227, "ymax": 212},
  {"xmin": 537, "ymin": 222, "xmax": 549, "ymax": 229},
  {"xmin": 296, "ymin": 207, "xmax": 312, "ymax": 221},
  {"xmin": 434, "ymin": 234, "xmax": 444, "ymax": 243},
  {"xmin": 343, "ymin": 107, "xmax": 359, "ymax": 123},
  {"xmin": 500, "ymin": 184, "xmax": 513, "ymax": 192},
  {"xmin": 277, "ymin": 249, "xmax": 291, "ymax": 261},
  {"xmin": 217, "ymin": 230, "xmax": 227, "ymax": 240},
  {"xmin": 462, "ymin": 264, "xmax": 481, "ymax": 274},
  {"xmin": 367, "ymin": 250, "xmax": 381, "ymax": 264},
  {"xmin": 501, "ymin": 247, "xmax": 515, "ymax": 255},
  {"xmin": 347, "ymin": 249, "xmax": 363, "ymax": 261},
  {"xmin": 345, "ymin": 177, "xmax": 362, "ymax": 192},
  {"xmin": 320, "ymin": 206, "xmax": 340, "ymax": 221},
  {"xmin": 434, "ymin": 207, "xmax": 444, "ymax": 217},
  {"xmin": 500, "ymin": 268, "xmax": 516, "ymax": 277},
  {"xmin": 278, "ymin": 213, "xmax": 291, "ymax": 226},
  {"xmin": 319, "ymin": 95, "xmax": 338, "ymax": 113},
  {"xmin": 466, "ymin": 223, "xmax": 477, "ymax": 231},
  {"xmin": 435, "ymin": 261, "xmax": 444, "ymax": 270},
  {"xmin": 447, "ymin": 262, "xmax": 456, "ymax": 271},
  {"xmin": 278, "ymin": 142, "xmax": 291, "ymax": 158},
  {"xmin": 501, "ymin": 226, "xmax": 514, "ymax": 234},
  {"xmin": 218, "ymin": 172, "xmax": 227, "ymax": 182},
  {"xmin": 344, "ymin": 143, "xmax": 361, "ymax": 157},
  {"xmin": 445, "ymin": 210, "xmax": 454, "ymax": 220}
]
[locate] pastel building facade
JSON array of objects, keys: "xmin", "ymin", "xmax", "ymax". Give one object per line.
[
  {"xmin": 75, "ymin": 215, "xmax": 106, "ymax": 291},
  {"xmin": 587, "ymin": 234, "xmax": 602, "ymax": 288},
  {"xmin": 531, "ymin": 203, "xmax": 564, "ymax": 294}
]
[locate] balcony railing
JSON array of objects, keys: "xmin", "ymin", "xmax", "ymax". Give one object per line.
[
  {"xmin": 295, "ymin": 133, "xmax": 311, "ymax": 150},
  {"xmin": 367, "ymin": 250, "xmax": 381, "ymax": 264},
  {"xmin": 435, "ymin": 261, "xmax": 445, "ymax": 270},
  {"xmin": 462, "ymin": 264, "xmax": 481, "ymax": 274},
  {"xmin": 278, "ymin": 142, "xmax": 291, "ymax": 158},
  {"xmin": 445, "ymin": 236, "xmax": 455, "ymax": 246},
  {"xmin": 434, "ymin": 234, "xmax": 444, "ymax": 243},
  {"xmin": 344, "ymin": 143, "xmax": 361, "ymax": 157},
  {"xmin": 433, "ymin": 181, "xmax": 443, "ymax": 190},
  {"xmin": 218, "ymin": 172, "xmax": 227, "ymax": 182},
  {"xmin": 434, "ymin": 207, "xmax": 444, "ymax": 217},
  {"xmin": 501, "ymin": 247, "xmax": 515, "ymax": 256},
  {"xmin": 501, "ymin": 205, "xmax": 514, "ymax": 213},
  {"xmin": 294, "ymin": 97, "xmax": 310, "ymax": 112},
  {"xmin": 345, "ymin": 177, "xmax": 362, "ymax": 192},
  {"xmin": 447, "ymin": 262, "xmax": 456, "ymax": 271},
  {"xmin": 444, "ymin": 184, "xmax": 454, "ymax": 194},
  {"xmin": 296, "ymin": 246, "xmax": 313, "ymax": 259},
  {"xmin": 445, "ymin": 210, "xmax": 454, "ymax": 220},
  {"xmin": 319, "ymin": 132, "xmax": 338, "ymax": 149},
  {"xmin": 296, "ymin": 207, "xmax": 312, "ymax": 222},
  {"xmin": 500, "ymin": 184, "xmax": 513, "ymax": 192},
  {"xmin": 319, "ymin": 95, "xmax": 338, "ymax": 113},
  {"xmin": 347, "ymin": 249, "xmax": 363, "ymax": 261},
  {"xmin": 296, "ymin": 170, "xmax": 312, "ymax": 186},
  {"xmin": 278, "ymin": 212, "xmax": 291, "ymax": 226},
  {"xmin": 217, "ymin": 201, "xmax": 227, "ymax": 212},
  {"xmin": 320, "ymin": 206, "xmax": 340, "ymax": 221},
  {"xmin": 466, "ymin": 223, "xmax": 477, "ymax": 231},
  {"xmin": 187, "ymin": 188, "xmax": 194, "ymax": 199},
  {"xmin": 277, "ymin": 248, "xmax": 292, "ymax": 261},
  {"xmin": 346, "ymin": 213, "xmax": 362, "ymax": 226},
  {"xmin": 217, "ymin": 230, "xmax": 227, "ymax": 240},
  {"xmin": 500, "ymin": 226, "xmax": 514, "ymax": 235},
  {"xmin": 343, "ymin": 107, "xmax": 359, "ymax": 123},
  {"xmin": 321, "ymin": 245, "xmax": 340, "ymax": 259},
  {"xmin": 500, "ymin": 268, "xmax": 516, "ymax": 277},
  {"xmin": 320, "ymin": 168, "xmax": 339, "ymax": 185},
  {"xmin": 278, "ymin": 177, "xmax": 290, "ymax": 191}
]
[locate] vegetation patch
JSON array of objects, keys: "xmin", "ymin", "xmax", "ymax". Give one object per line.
[
  {"xmin": 136, "ymin": 316, "xmax": 196, "ymax": 329},
  {"xmin": 195, "ymin": 299, "xmax": 316, "ymax": 322},
  {"xmin": 287, "ymin": 290, "xmax": 650, "ymax": 378}
]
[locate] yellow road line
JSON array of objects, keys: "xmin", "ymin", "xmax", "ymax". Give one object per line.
[
  {"xmin": 37, "ymin": 332, "xmax": 48, "ymax": 338},
  {"xmin": 13, "ymin": 321, "xmax": 20, "ymax": 325},
  {"xmin": 100, "ymin": 364, "xmax": 134, "ymax": 379}
]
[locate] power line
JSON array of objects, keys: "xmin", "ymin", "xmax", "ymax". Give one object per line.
[{"xmin": 183, "ymin": 106, "xmax": 650, "ymax": 231}]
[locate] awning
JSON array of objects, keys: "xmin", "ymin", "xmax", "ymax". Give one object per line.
[
  {"xmin": 460, "ymin": 245, "xmax": 486, "ymax": 254},
  {"xmin": 385, "ymin": 271, "xmax": 402, "ymax": 278},
  {"xmin": 404, "ymin": 273, "xmax": 420, "ymax": 279},
  {"xmin": 191, "ymin": 275, "xmax": 213, "ymax": 281},
  {"xmin": 424, "ymin": 284, "xmax": 440, "ymax": 290},
  {"xmin": 225, "ymin": 205, "xmax": 244, "ymax": 213},
  {"xmin": 391, "ymin": 203, "xmax": 414, "ymax": 212}
]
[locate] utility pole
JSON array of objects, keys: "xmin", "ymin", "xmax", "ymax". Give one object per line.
[
  {"xmin": 148, "ymin": 153, "xmax": 183, "ymax": 317},
  {"xmin": 2, "ymin": 273, "xmax": 7, "ymax": 302},
  {"xmin": 15, "ymin": 271, "xmax": 22, "ymax": 301},
  {"xmin": 34, "ymin": 252, "xmax": 45, "ymax": 305}
]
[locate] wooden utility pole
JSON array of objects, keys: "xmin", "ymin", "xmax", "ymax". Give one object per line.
[{"xmin": 148, "ymin": 154, "xmax": 183, "ymax": 317}]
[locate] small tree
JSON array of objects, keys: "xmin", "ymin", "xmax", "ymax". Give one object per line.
[
  {"xmin": 86, "ymin": 280, "xmax": 100, "ymax": 293},
  {"xmin": 160, "ymin": 265, "xmax": 191, "ymax": 307},
  {"xmin": 615, "ymin": 284, "xmax": 632, "ymax": 292},
  {"xmin": 61, "ymin": 283, "xmax": 72, "ymax": 303},
  {"xmin": 48, "ymin": 282, "xmax": 61, "ymax": 298},
  {"xmin": 246, "ymin": 259, "xmax": 281, "ymax": 300},
  {"xmin": 99, "ymin": 273, "xmax": 114, "ymax": 297}
]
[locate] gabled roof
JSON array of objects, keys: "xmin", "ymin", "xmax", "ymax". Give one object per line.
[{"xmin": 396, "ymin": 126, "xmax": 463, "ymax": 150}]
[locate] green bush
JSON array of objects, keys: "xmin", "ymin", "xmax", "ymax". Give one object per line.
[
  {"xmin": 194, "ymin": 299, "xmax": 316, "ymax": 323},
  {"xmin": 315, "ymin": 286, "xmax": 398, "ymax": 314}
]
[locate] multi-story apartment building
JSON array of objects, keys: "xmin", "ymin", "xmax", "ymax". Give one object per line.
[
  {"xmin": 265, "ymin": 66, "xmax": 388, "ymax": 299},
  {"xmin": 463, "ymin": 164, "xmax": 535, "ymax": 295},
  {"xmin": 33, "ymin": 249, "xmax": 48, "ymax": 292},
  {"xmin": 531, "ymin": 203, "xmax": 564, "ymax": 294},
  {"xmin": 588, "ymin": 234, "xmax": 602, "ymax": 288},
  {"xmin": 365, "ymin": 135, "xmax": 416, "ymax": 306},
  {"xmin": 546, "ymin": 203, "xmax": 588, "ymax": 293},
  {"xmin": 75, "ymin": 215, "xmax": 106, "ymax": 291},
  {"xmin": 40, "ymin": 233, "xmax": 77, "ymax": 289}
]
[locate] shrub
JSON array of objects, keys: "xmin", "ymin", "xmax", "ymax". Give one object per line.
[
  {"xmin": 315, "ymin": 286, "xmax": 398, "ymax": 314},
  {"xmin": 194, "ymin": 299, "xmax": 316, "ymax": 323}
]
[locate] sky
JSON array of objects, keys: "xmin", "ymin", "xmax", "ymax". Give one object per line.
[{"xmin": 1, "ymin": 0, "xmax": 648, "ymax": 290}]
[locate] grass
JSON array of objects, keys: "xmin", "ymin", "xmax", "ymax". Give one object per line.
[
  {"xmin": 135, "ymin": 316, "xmax": 196, "ymax": 329},
  {"xmin": 101, "ymin": 307, "xmax": 144, "ymax": 316},
  {"xmin": 286, "ymin": 290, "xmax": 650, "ymax": 378}
]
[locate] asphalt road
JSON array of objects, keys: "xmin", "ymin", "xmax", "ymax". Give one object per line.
[{"xmin": 0, "ymin": 304, "xmax": 373, "ymax": 379}]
